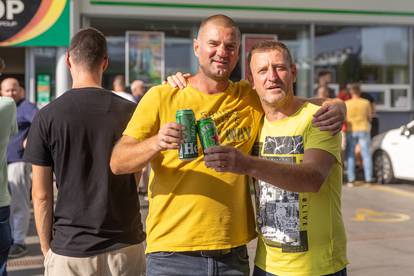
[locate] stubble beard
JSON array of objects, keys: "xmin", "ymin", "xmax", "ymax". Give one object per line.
[
  {"xmin": 261, "ymin": 88, "xmax": 291, "ymax": 109},
  {"xmin": 199, "ymin": 64, "xmax": 232, "ymax": 82}
]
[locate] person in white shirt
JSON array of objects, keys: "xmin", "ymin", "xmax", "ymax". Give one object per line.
[{"xmin": 112, "ymin": 74, "xmax": 136, "ymax": 103}]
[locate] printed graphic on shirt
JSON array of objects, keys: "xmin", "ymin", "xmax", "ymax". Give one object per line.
[
  {"xmin": 254, "ymin": 137, "xmax": 309, "ymax": 253},
  {"xmin": 222, "ymin": 126, "xmax": 251, "ymax": 143},
  {"xmin": 263, "ymin": 135, "xmax": 303, "ymax": 155}
]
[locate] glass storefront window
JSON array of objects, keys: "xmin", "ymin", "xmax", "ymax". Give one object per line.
[
  {"xmin": 106, "ymin": 35, "xmax": 194, "ymax": 90},
  {"xmin": 97, "ymin": 19, "xmax": 196, "ymax": 90},
  {"xmin": 96, "ymin": 19, "xmax": 312, "ymax": 95},
  {"xmin": 370, "ymin": 91, "xmax": 385, "ymax": 106},
  {"xmin": 33, "ymin": 47, "xmax": 57, "ymax": 108},
  {"xmin": 315, "ymin": 25, "xmax": 409, "ymax": 86},
  {"xmin": 165, "ymin": 37, "xmax": 193, "ymax": 77},
  {"xmin": 391, "ymin": 88, "xmax": 409, "ymax": 108},
  {"xmin": 107, "ymin": 36, "xmax": 126, "ymax": 77}
]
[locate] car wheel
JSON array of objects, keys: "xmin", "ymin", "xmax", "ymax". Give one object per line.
[{"xmin": 374, "ymin": 151, "xmax": 395, "ymax": 184}]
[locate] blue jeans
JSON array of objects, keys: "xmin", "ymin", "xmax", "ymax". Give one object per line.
[
  {"xmin": 147, "ymin": 246, "xmax": 250, "ymax": 276},
  {"xmin": 0, "ymin": 206, "xmax": 12, "ymax": 276},
  {"xmin": 253, "ymin": 266, "xmax": 347, "ymax": 276},
  {"xmin": 346, "ymin": 131, "xmax": 373, "ymax": 182}
]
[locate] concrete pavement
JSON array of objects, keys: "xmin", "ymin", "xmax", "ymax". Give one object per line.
[
  {"xmin": 343, "ymin": 182, "xmax": 414, "ymax": 275},
  {"xmin": 8, "ymin": 182, "xmax": 414, "ymax": 275}
]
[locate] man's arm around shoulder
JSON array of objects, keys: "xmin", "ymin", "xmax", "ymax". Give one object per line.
[{"xmin": 308, "ymin": 97, "xmax": 347, "ymax": 135}]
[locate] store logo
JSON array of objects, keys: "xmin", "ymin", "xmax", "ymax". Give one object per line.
[
  {"xmin": 0, "ymin": 0, "xmax": 66, "ymax": 46},
  {"xmin": 0, "ymin": 0, "xmax": 40, "ymax": 41},
  {"xmin": 0, "ymin": 0, "xmax": 24, "ymax": 22}
]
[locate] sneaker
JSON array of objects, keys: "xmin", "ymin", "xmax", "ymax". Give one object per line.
[
  {"xmin": 346, "ymin": 182, "xmax": 354, "ymax": 187},
  {"xmin": 8, "ymin": 244, "xmax": 27, "ymax": 258}
]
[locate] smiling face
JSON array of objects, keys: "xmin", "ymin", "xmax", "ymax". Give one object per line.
[
  {"xmin": 194, "ymin": 22, "xmax": 240, "ymax": 81},
  {"xmin": 249, "ymin": 48, "xmax": 296, "ymax": 108}
]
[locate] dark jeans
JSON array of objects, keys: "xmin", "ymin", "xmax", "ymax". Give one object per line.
[
  {"xmin": 147, "ymin": 245, "xmax": 250, "ymax": 276},
  {"xmin": 253, "ymin": 266, "xmax": 347, "ymax": 276},
  {"xmin": 0, "ymin": 206, "xmax": 12, "ymax": 276}
]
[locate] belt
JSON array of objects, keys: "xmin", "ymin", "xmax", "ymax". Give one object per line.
[{"xmin": 180, "ymin": 246, "xmax": 240, "ymax": 258}]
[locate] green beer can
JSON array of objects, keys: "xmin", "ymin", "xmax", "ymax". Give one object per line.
[
  {"xmin": 176, "ymin": 109, "xmax": 198, "ymax": 160},
  {"xmin": 197, "ymin": 117, "xmax": 220, "ymax": 153}
]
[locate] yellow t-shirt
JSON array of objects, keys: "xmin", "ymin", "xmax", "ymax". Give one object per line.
[
  {"xmin": 345, "ymin": 98, "xmax": 371, "ymax": 132},
  {"xmin": 123, "ymin": 80, "xmax": 263, "ymax": 253},
  {"xmin": 254, "ymin": 102, "xmax": 348, "ymax": 276}
]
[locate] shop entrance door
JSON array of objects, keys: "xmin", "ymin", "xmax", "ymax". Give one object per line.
[{"xmin": 26, "ymin": 47, "xmax": 57, "ymax": 108}]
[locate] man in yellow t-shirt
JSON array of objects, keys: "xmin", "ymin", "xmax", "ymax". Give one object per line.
[
  {"xmin": 111, "ymin": 15, "xmax": 345, "ymax": 275},
  {"xmin": 345, "ymin": 83, "xmax": 373, "ymax": 184},
  {"xmin": 111, "ymin": 15, "xmax": 261, "ymax": 276},
  {"xmin": 205, "ymin": 41, "xmax": 348, "ymax": 276}
]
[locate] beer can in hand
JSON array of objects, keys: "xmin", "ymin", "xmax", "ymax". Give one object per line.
[
  {"xmin": 176, "ymin": 109, "xmax": 198, "ymax": 160},
  {"xmin": 197, "ymin": 117, "xmax": 219, "ymax": 153}
]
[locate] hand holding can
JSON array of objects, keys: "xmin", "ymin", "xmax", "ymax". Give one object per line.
[
  {"xmin": 156, "ymin": 122, "xmax": 183, "ymax": 151},
  {"xmin": 197, "ymin": 117, "xmax": 220, "ymax": 153}
]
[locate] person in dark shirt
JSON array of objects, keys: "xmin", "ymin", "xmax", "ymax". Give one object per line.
[
  {"xmin": 24, "ymin": 28, "xmax": 145, "ymax": 276},
  {"xmin": 361, "ymin": 92, "xmax": 379, "ymax": 137},
  {"xmin": 0, "ymin": 78, "xmax": 38, "ymax": 258}
]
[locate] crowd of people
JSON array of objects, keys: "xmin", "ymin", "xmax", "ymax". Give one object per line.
[{"xmin": 0, "ymin": 13, "xmax": 380, "ymax": 276}]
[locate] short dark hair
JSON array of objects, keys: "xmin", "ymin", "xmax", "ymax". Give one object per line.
[
  {"xmin": 318, "ymin": 70, "xmax": 332, "ymax": 78},
  {"xmin": 348, "ymin": 82, "xmax": 361, "ymax": 95},
  {"xmin": 68, "ymin": 27, "xmax": 107, "ymax": 70},
  {"xmin": 247, "ymin": 40, "xmax": 293, "ymax": 74},
  {"xmin": 198, "ymin": 14, "xmax": 241, "ymax": 40}
]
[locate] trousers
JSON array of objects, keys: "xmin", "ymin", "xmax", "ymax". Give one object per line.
[{"xmin": 8, "ymin": 162, "xmax": 31, "ymax": 245}]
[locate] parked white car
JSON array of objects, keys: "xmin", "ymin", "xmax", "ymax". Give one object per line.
[{"xmin": 371, "ymin": 120, "xmax": 414, "ymax": 184}]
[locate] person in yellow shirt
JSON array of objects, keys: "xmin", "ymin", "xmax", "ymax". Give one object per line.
[
  {"xmin": 204, "ymin": 40, "xmax": 348, "ymax": 276},
  {"xmin": 110, "ymin": 15, "xmax": 345, "ymax": 276},
  {"xmin": 345, "ymin": 83, "xmax": 373, "ymax": 185}
]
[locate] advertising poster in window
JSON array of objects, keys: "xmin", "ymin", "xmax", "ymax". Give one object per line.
[
  {"xmin": 242, "ymin": 34, "xmax": 278, "ymax": 80},
  {"xmin": 126, "ymin": 31, "xmax": 164, "ymax": 86}
]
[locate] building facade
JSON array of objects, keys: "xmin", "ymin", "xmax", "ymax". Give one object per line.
[{"xmin": 2, "ymin": 0, "xmax": 414, "ymax": 132}]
